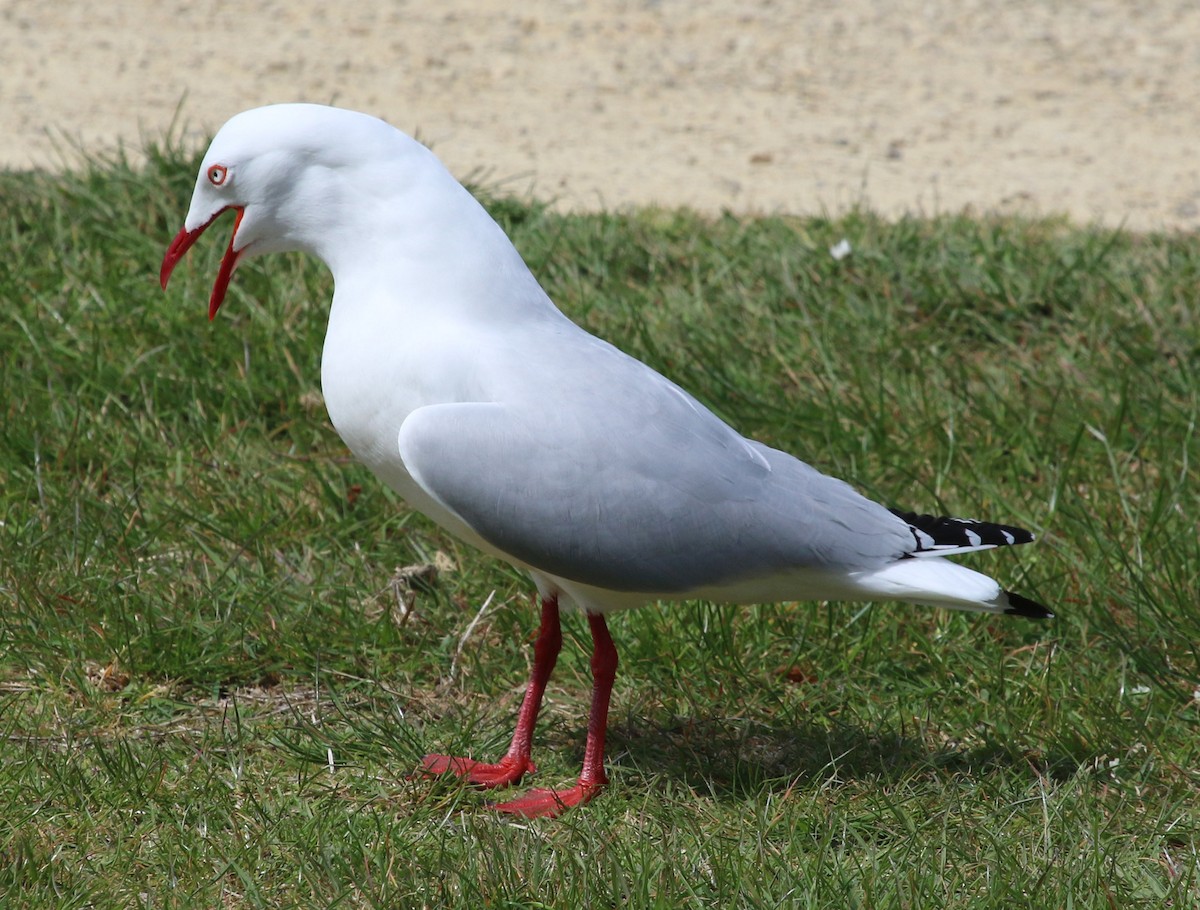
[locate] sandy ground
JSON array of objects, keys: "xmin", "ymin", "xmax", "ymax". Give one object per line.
[{"xmin": 3, "ymin": 1, "xmax": 1198, "ymax": 231}]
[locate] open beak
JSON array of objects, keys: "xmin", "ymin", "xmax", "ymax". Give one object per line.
[{"xmin": 160, "ymin": 206, "xmax": 245, "ymax": 320}]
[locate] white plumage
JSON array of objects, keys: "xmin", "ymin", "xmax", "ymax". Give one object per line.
[{"xmin": 162, "ymin": 103, "xmax": 1049, "ymax": 816}]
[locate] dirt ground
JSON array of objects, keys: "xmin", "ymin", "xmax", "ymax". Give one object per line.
[{"xmin": 3, "ymin": 1, "xmax": 1198, "ymax": 231}]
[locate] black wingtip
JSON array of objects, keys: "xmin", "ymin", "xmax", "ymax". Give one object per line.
[
  {"xmin": 890, "ymin": 508, "xmax": 1036, "ymax": 551},
  {"xmin": 1003, "ymin": 590, "xmax": 1054, "ymax": 620}
]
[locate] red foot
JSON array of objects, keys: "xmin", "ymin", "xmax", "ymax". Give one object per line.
[
  {"xmin": 419, "ymin": 753, "xmax": 534, "ymax": 789},
  {"xmin": 490, "ymin": 780, "xmax": 606, "ymax": 819}
]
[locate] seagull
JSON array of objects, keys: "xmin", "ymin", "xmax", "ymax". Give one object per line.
[{"xmin": 160, "ymin": 103, "xmax": 1051, "ymax": 818}]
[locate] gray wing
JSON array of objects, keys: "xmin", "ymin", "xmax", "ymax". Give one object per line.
[{"xmin": 397, "ymin": 345, "xmax": 912, "ymax": 594}]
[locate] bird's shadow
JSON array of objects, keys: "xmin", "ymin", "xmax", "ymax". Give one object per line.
[{"xmin": 567, "ymin": 712, "xmax": 1076, "ymax": 802}]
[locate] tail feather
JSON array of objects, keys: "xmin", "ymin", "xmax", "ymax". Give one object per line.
[
  {"xmin": 859, "ymin": 511, "xmax": 1054, "ymax": 620},
  {"xmin": 1001, "ymin": 590, "xmax": 1054, "ymax": 619},
  {"xmin": 847, "ymin": 558, "xmax": 1052, "ymax": 619}
]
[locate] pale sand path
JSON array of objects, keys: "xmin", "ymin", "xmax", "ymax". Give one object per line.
[{"xmin": 2, "ymin": 1, "xmax": 1197, "ymax": 230}]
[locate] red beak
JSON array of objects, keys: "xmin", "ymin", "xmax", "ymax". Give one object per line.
[{"xmin": 160, "ymin": 206, "xmax": 245, "ymax": 320}]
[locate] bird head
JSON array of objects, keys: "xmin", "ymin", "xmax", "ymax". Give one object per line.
[{"xmin": 160, "ymin": 103, "xmax": 423, "ymax": 319}]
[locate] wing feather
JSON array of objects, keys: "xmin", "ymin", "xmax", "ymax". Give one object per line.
[{"xmin": 397, "ymin": 349, "xmax": 912, "ymax": 594}]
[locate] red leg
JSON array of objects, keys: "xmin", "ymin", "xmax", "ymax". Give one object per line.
[
  {"xmin": 491, "ymin": 611, "xmax": 619, "ymax": 818},
  {"xmin": 421, "ymin": 595, "xmax": 562, "ymax": 788}
]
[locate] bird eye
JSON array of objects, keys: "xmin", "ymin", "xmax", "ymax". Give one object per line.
[{"xmin": 207, "ymin": 164, "xmax": 229, "ymax": 186}]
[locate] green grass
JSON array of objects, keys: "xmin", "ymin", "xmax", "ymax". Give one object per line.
[{"xmin": 1, "ymin": 140, "xmax": 1197, "ymax": 908}]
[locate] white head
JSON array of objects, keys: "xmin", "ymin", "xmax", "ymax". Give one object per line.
[{"xmin": 160, "ymin": 103, "xmax": 443, "ymax": 319}]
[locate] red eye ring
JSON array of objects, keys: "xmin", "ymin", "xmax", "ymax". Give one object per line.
[{"xmin": 207, "ymin": 164, "xmax": 228, "ymax": 186}]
